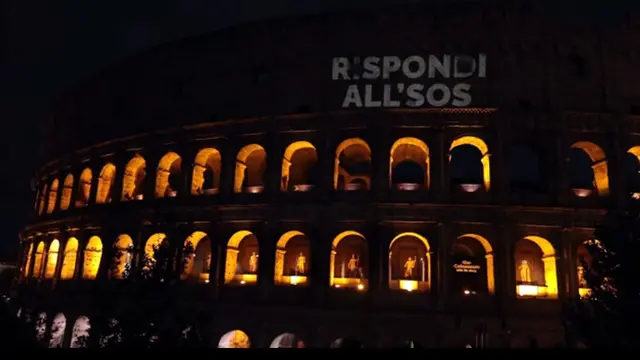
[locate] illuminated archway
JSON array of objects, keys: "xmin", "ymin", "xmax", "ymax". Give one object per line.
[
  {"xmin": 514, "ymin": 236, "xmax": 558, "ymax": 299},
  {"xmin": 281, "ymin": 141, "xmax": 317, "ymax": 191},
  {"xmin": 44, "ymin": 239, "xmax": 60, "ymax": 279},
  {"xmin": 270, "ymin": 333, "xmax": 305, "ymax": 348},
  {"xmin": 389, "ymin": 137, "xmax": 430, "ymax": 190},
  {"xmin": 569, "ymin": 141, "xmax": 609, "ymax": 196},
  {"xmin": 32, "ymin": 241, "xmax": 45, "ymax": 278},
  {"xmin": 449, "ymin": 136, "xmax": 491, "ymax": 191},
  {"xmin": 274, "ymin": 231, "xmax": 310, "ymax": 286},
  {"xmin": 182, "ymin": 231, "xmax": 211, "ymax": 282},
  {"xmin": 334, "ymin": 138, "xmax": 372, "ymax": 191},
  {"xmin": 38, "ymin": 184, "xmax": 48, "ymax": 215},
  {"xmin": 330, "ymin": 231, "xmax": 369, "ymax": 290},
  {"xmin": 35, "ymin": 312, "xmax": 47, "ymax": 341},
  {"xmin": 143, "ymin": 233, "xmax": 168, "ymax": 274},
  {"xmin": 76, "ymin": 168, "xmax": 92, "ymax": 207},
  {"xmin": 121, "ymin": 155, "xmax": 146, "ymax": 201},
  {"xmin": 96, "ymin": 163, "xmax": 116, "ymax": 204},
  {"xmin": 224, "ymin": 231, "xmax": 259, "ymax": 285},
  {"xmin": 234, "ymin": 144, "xmax": 267, "ymax": 193},
  {"xmin": 82, "ymin": 236, "xmax": 103, "ymax": 280},
  {"xmin": 70, "ymin": 316, "xmax": 91, "ymax": 348},
  {"xmin": 450, "ymin": 234, "xmax": 495, "ymax": 295},
  {"xmin": 60, "ymin": 174, "xmax": 74, "ymax": 210},
  {"xmin": 156, "ymin": 152, "xmax": 182, "ymax": 198},
  {"xmin": 60, "ymin": 238, "xmax": 78, "ymax": 280},
  {"xmin": 191, "ymin": 148, "xmax": 222, "ymax": 195},
  {"xmin": 627, "ymin": 146, "xmax": 640, "ymax": 194},
  {"xmin": 111, "ymin": 234, "xmax": 134, "ymax": 280},
  {"xmin": 46, "ymin": 179, "xmax": 59, "ymax": 214},
  {"xmin": 218, "ymin": 329, "xmax": 250, "ymax": 348},
  {"xmin": 23, "ymin": 242, "xmax": 34, "ymax": 278},
  {"xmin": 389, "ymin": 232, "xmax": 431, "ymax": 292},
  {"xmin": 49, "ymin": 313, "xmax": 67, "ymax": 348}
]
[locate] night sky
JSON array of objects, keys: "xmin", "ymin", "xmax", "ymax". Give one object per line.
[{"xmin": 0, "ymin": 1, "xmax": 636, "ymax": 261}]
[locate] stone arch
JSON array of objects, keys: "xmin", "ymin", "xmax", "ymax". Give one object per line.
[
  {"xmin": 389, "ymin": 232, "xmax": 431, "ymax": 292},
  {"xmin": 274, "ymin": 231, "xmax": 310, "ymax": 286},
  {"xmin": 33, "ymin": 241, "xmax": 45, "ymax": 278},
  {"xmin": 389, "ymin": 137, "xmax": 430, "ymax": 190},
  {"xmin": 334, "ymin": 138, "xmax": 372, "ymax": 191},
  {"xmin": 569, "ymin": 141, "xmax": 609, "ymax": 196},
  {"xmin": 82, "ymin": 236, "xmax": 103, "ymax": 280},
  {"xmin": 143, "ymin": 233, "xmax": 168, "ymax": 272},
  {"xmin": 450, "ymin": 135, "xmax": 491, "ymax": 191},
  {"xmin": 76, "ymin": 168, "xmax": 92, "ymax": 207},
  {"xmin": 46, "ymin": 178, "xmax": 59, "ymax": 214},
  {"xmin": 330, "ymin": 231, "xmax": 369, "ymax": 289},
  {"xmin": 49, "ymin": 313, "xmax": 67, "ymax": 348},
  {"xmin": 37, "ymin": 183, "xmax": 48, "ymax": 215},
  {"xmin": 218, "ymin": 329, "xmax": 250, "ymax": 348},
  {"xmin": 451, "ymin": 234, "xmax": 495, "ymax": 295},
  {"xmin": 70, "ymin": 316, "xmax": 91, "ymax": 348},
  {"xmin": 156, "ymin": 151, "xmax": 182, "ymax": 198},
  {"xmin": 234, "ymin": 144, "xmax": 267, "ymax": 193},
  {"xmin": 111, "ymin": 234, "xmax": 134, "ymax": 280},
  {"xmin": 514, "ymin": 236, "xmax": 558, "ymax": 299},
  {"xmin": 60, "ymin": 174, "xmax": 74, "ymax": 210},
  {"xmin": 270, "ymin": 333, "xmax": 305, "ymax": 348},
  {"xmin": 95, "ymin": 163, "xmax": 116, "ymax": 204},
  {"xmin": 281, "ymin": 141, "xmax": 318, "ymax": 191},
  {"xmin": 224, "ymin": 230, "xmax": 259, "ymax": 285},
  {"xmin": 60, "ymin": 237, "xmax": 78, "ymax": 280},
  {"xmin": 44, "ymin": 239, "xmax": 60, "ymax": 279},
  {"xmin": 121, "ymin": 155, "xmax": 146, "ymax": 201},
  {"xmin": 182, "ymin": 231, "xmax": 211, "ymax": 282},
  {"xmin": 191, "ymin": 148, "xmax": 222, "ymax": 195}
]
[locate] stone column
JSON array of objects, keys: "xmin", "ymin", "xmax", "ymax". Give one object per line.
[
  {"xmin": 436, "ymin": 222, "xmax": 450, "ymax": 305},
  {"xmin": 433, "ymin": 127, "xmax": 449, "ymax": 202},
  {"xmin": 265, "ymin": 130, "xmax": 283, "ymax": 198},
  {"xmin": 180, "ymin": 146, "xmax": 197, "ymax": 198},
  {"xmin": 367, "ymin": 222, "xmax": 382, "ymax": 293},
  {"xmin": 561, "ymin": 229, "xmax": 577, "ymax": 298},
  {"xmin": 554, "ymin": 126, "xmax": 570, "ymax": 205},
  {"xmin": 370, "ymin": 124, "xmax": 391, "ymax": 197},
  {"xmin": 88, "ymin": 161, "xmax": 101, "ymax": 206},
  {"xmin": 310, "ymin": 223, "xmax": 332, "ymax": 305},
  {"xmin": 257, "ymin": 222, "xmax": 277, "ymax": 298},
  {"xmin": 220, "ymin": 139, "xmax": 238, "ymax": 196},
  {"xmin": 143, "ymin": 151, "xmax": 162, "ymax": 200},
  {"xmin": 492, "ymin": 122, "xmax": 508, "ymax": 204},
  {"xmin": 110, "ymin": 152, "xmax": 128, "ymax": 203}
]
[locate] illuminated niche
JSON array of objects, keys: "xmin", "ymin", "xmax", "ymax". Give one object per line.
[
  {"xmin": 450, "ymin": 234, "xmax": 495, "ymax": 296},
  {"xmin": 110, "ymin": 234, "xmax": 133, "ymax": 280},
  {"xmin": 449, "ymin": 136, "xmax": 491, "ymax": 192},
  {"xmin": 44, "ymin": 239, "xmax": 60, "ymax": 279},
  {"xmin": 218, "ymin": 329, "xmax": 250, "ymax": 348},
  {"xmin": 514, "ymin": 236, "xmax": 558, "ymax": 299},
  {"xmin": 334, "ymin": 138, "xmax": 371, "ymax": 191},
  {"xmin": 60, "ymin": 237, "xmax": 78, "ymax": 280},
  {"xmin": 70, "ymin": 316, "xmax": 91, "ymax": 348},
  {"xmin": 389, "ymin": 137, "xmax": 430, "ymax": 191},
  {"xmin": 46, "ymin": 179, "xmax": 59, "ymax": 214},
  {"xmin": 274, "ymin": 231, "xmax": 310, "ymax": 286},
  {"xmin": 330, "ymin": 231, "xmax": 368, "ymax": 291},
  {"xmin": 82, "ymin": 236, "xmax": 103, "ymax": 280},
  {"xmin": 191, "ymin": 148, "xmax": 222, "ymax": 196},
  {"xmin": 95, "ymin": 163, "xmax": 116, "ymax": 204},
  {"xmin": 281, "ymin": 141, "xmax": 317, "ymax": 192},
  {"xmin": 121, "ymin": 155, "xmax": 146, "ymax": 201},
  {"xmin": 576, "ymin": 241, "xmax": 592, "ymax": 298},
  {"xmin": 75, "ymin": 168, "xmax": 92, "ymax": 207},
  {"xmin": 49, "ymin": 313, "xmax": 66, "ymax": 348},
  {"xmin": 234, "ymin": 144, "xmax": 267, "ymax": 194},
  {"xmin": 224, "ymin": 231, "xmax": 259, "ymax": 285},
  {"xmin": 388, "ymin": 232, "xmax": 431, "ymax": 292},
  {"xmin": 181, "ymin": 231, "xmax": 211, "ymax": 283},
  {"xmin": 32, "ymin": 241, "xmax": 46, "ymax": 278},
  {"xmin": 60, "ymin": 174, "xmax": 74, "ymax": 210},
  {"xmin": 156, "ymin": 152, "xmax": 183, "ymax": 198},
  {"xmin": 143, "ymin": 233, "xmax": 168, "ymax": 275},
  {"xmin": 569, "ymin": 141, "xmax": 609, "ymax": 197}
]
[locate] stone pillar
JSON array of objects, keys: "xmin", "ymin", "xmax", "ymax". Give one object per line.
[
  {"xmin": 433, "ymin": 128, "xmax": 449, "ymax": 202},
  {"xmin": 310, "ymin": 224, "xmax": 332, "ymax": 304},
  {"xmin": 436, "ymin": 222, "xmax": 450, "ymax": 305},
  {"xmin": 315, "ymin": 129, "xmax": 333, "ymax": 197},
  {"xmin": 497, "ymin": 225, "xmax": 515, "ymax": 300},
  {"xmin": 561, "ymin": 229, "xmax": 577, "ymax": 298},
  {"xmin": 220, "ymin": 140, "xmax": 238, "ymax": 196},
  {"xmin": 88, "ymin": 162, "xmax": 101, "ymax": 206},
  {"xmin": 110, "ymin": 152, "xmax": 128, "ymax": 203},
  {"xmin": 554, "ymin": 127, "xmax": 570, "ymax": 205},
  {"xmin": 377, "ymin": 224, "xmax": 392, "ymax": 291},
  {"xmin": 370, "ymin": 124, "xmax": 391, "ymax": 197},
  {"xmin": 265, "ymin": 130, "xmax": 283, "ymax": 198},
  {"xmin": 143, "ymin": 151, "xmax": 162, "ymax": 200},
  {"xmin": 257, "ymin": 222, "xmax": 277, "ymax": 298},
  {"xmin": 367, "ymin": 222, "xmax": 382, "ymax": 293},
  {"xmin": 180, "ymin": 146, "xmax": 197, "ymax": 198},
  {"xmin": 492, "ymin": 123, "xmax": 508, "ymax": 204}
]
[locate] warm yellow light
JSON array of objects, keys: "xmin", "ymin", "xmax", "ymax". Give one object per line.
[
  {"xmin": 400, "ymin": 280, "xmax": 418, "ymax": 292},
  {"xmin": 579, "ymin": 288, "xmax": 592, "ymax": 298},
  {"xmin": 335, "ymin": 284, "xmax": 341, "ymax": 288},
  {"xmin": 290, "ymin": 276, "xmax": 301, "ymax": 285},
  {"xmin": 517, "ymin": 284, "xmax": 543, "ymax": 297},
  {"xmin": 357, "ymin": 284, "xmax": 364, "ymax": 291},
  {"xmin": 240, "ymin": 280, "xmax": 246, "ymax": 285}
]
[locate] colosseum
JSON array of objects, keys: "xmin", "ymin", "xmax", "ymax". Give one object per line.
[{"xmin": 13, "ymin": 0, "xmax": 640, "ymax": 348}]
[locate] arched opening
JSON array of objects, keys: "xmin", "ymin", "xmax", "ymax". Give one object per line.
[
  {"xmin": 37, "ymin": 184, "xmax": 48, "ymax": 215},
  {"xmin": 224, "ymin": 231, "xmax": 259, "ymax": 285},
  {"xmin": 389, "ymin": 137, "xmax": 430, "ymax": 191},
  {"xmin": 70, "ymin": 316, "xmax": 91, "ymax": 348},
  {"xmin": 121, "ymin": 155, "xmax": 146, "ymax": 201},
  {"xmin": 111, "ymin": 235, "xmax": 134, "ymax": 280},
  {"xmin": 49, "ymin": 313, "xmax": 67, "ymax": 348},
  {"xmin": 450, "ymin": 234, "xmax": 495, "ymax": 295},
  {"xmin": 576, "ymin": 242, "xmax": 592, "ymax": 298},
  {"xmin": 330, "ymin": 337, "xmax": 362, "ymax": 348},
  {"xmin": 569, "ymin": 141, "xmax": 609, "ymax": 197},
  {"xmin": 60, "ymin": 174, "xmax": 74, "ymax": 210},
  {"xmin": 44, "ymin": 239, "xmax": 60, "ymax": 279},
  {"xmin": 508, "ymin": 143, "xmax": 546, "ymax": 193},
  {"xmin": 626, "ymin": 146, "xmax": 640, "ymax": 195},
  {"xmin": 281, "ymin": 141, "xmax": 318, "ymax": 192},
  {"xmin": 234, "ymin": 144, "xmax": 267, "ymax": 193},
  {"xmin": 449, "ymin": 136, "xmax": 491, "ymax": 192},
  {"xmin": 35, "ymin": 312, "xmax": 47, "ymax": 341},
  {"xmin": 46, "ymin": 179, "xmax": 59, "ymax": 214},
  {"xmin": 514, "ymin": 236, "xmax": 558, "ymax": 299},
  {"xmin": 191, "ymin": 148, "xmax": 222, "ymax": 195},
  {"xmin": 181, "ymin": 231, "xmax": 211, "ymax": 283},
  {"xmin": 270, "ymin": 333, "xmax": 305, "ymax": 348},
  {"xmin": 218, "ymin": 329, "xmax": 250, "ymax": 348},
  {"xmin": 82, "ymin": 236, "xmax": 103, "ymax": 280},
  {"xmin": 389, "ymin": 232, "xmax": 431, "ymax": 292},
  {"xmin": 330, "ymin": 231, "xmax": 369, "ymax": 290},
  {"xmin": 334, "ymin": 138, "xmax": 371, "ymax": 191},
  {"xmin": 95, "ymin": 163, "xmax": 116, "ymax": 204},
  {"xmin": 75, "ymin": 168, "xmax": 92, "ymax": 207},
  {"xmin": 23, "ymin": 242, "xmax": 34, "ymax": 278},
  {"xmin": 60, "ymin": 238, "xmax": 78, "ymax": 280},
  {"xmin": 156, "ymin": 152, "xmax": 183, "ymax": 198},
  {"xmin": 32, "ymin": 241, "xmax": 45, "ymax": 278},
  {"xmin": 143, "ymin": 233, "xmax": 169, "ymax": 276},
  {"xmin": 274, "ymin": 231, "xmax": 310, "ymax": 286}
]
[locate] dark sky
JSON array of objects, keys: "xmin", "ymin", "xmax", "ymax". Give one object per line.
[{"xmin": 0, "ymin": 1, "xmax": 636, "ymax": 261}]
